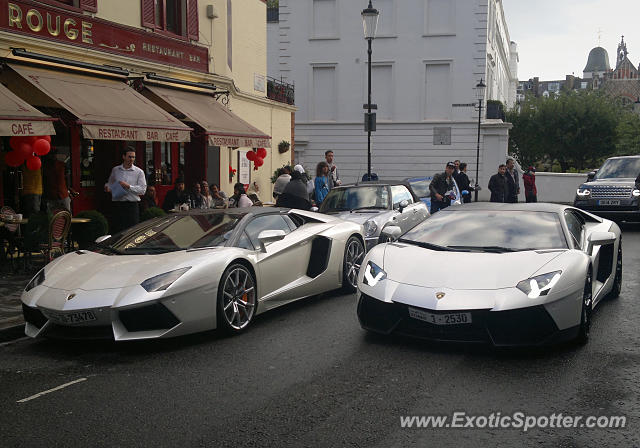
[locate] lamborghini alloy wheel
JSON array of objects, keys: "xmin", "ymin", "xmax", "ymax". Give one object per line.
[
  {"xmin": 343, "ymin": 236, "xmax": 365, "ymax": 292},
  {"xmin": 218, "ymin": 263, "xmax": 256, "ymax": 333}
]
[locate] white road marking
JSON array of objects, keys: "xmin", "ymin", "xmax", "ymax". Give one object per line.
[
  {"xmin": 0, "ymin": 337, "xmax": 29, "ymax": 347},
  {"xmin": 17, "ymin": 378, "xmax": 88, "ymax": 403}
]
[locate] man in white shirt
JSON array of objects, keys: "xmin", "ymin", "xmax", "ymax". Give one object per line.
[
  {"xmin": 325, "ymin": 150, "xmax": 341, "ymax": 189},
  {"xmin": 104, "ymin": 147, "xmax": 147, "ymax": 233}
]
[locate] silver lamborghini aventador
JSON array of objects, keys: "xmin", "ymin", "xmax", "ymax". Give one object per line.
[
  {"xmin": 22, "ymin": 208, "xmax": 365, "ymax": 341},
  {"xmin": 357, "ymin": 203, "xmax": 622, "ymax": 346}
]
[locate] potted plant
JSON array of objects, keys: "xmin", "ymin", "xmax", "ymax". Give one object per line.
[{"xmin": 278, "ymin": 140, "xmax": 290, "ymax": 154}]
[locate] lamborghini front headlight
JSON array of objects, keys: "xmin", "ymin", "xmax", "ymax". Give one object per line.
[
  {"xmin": 141, "ymin": 267, "xmax": 191, "ymax": 292},
  {"xmin": 363, "ymin": 261, "xmax": 386, "ymax": 286},
  {"xmin": 516, "ymin": 271, "xmax": 562, "ymax": 299}
]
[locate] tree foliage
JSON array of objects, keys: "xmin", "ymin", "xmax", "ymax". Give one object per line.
[{"xmin": 507, "ymin": 91, "xmax": 638, "ymax": 172}]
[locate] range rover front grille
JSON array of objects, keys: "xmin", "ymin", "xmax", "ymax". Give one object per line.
[{"xmin": 590, "ymin": 186, "xmax": 633, "ymax": 199}]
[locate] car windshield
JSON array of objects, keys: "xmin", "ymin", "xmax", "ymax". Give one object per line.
[
  {"xmin": 103, "ymin": 213, "xmax": 242, "ymax": 254},
  {"xmin": 400, "ymin": 210, "xmax": 568, "ymax": 251},
  {"xmin": 595, "ymin": 158, "xmax": 640, "ymax": 180},
  {"xmin": 408, "ymin": 179, "xmax": 430, "ymax": 198},
  {"xmin": 320, "ymin": 186, "xmax": 390, "ymax": 212}
]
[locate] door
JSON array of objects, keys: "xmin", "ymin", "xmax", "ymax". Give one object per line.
[
  {"xmin": 144, "ymin": 142, "xmax": 185, "ymax": 208},
  {"xmin": 391, "ymin": 185, "xmax": 418, "ymax": 232},
  {"xmin": 243, "ymin": 213, "xmax": 314, "ymax": 308}
]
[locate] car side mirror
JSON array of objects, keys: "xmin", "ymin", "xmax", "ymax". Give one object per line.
[
  {"xmin": 257, "ymin": 229, "xmax": 287, "ymax": 252},
  {"xmin": 398, "ymin": 200, "xmax": 409, "ymax": 213},
  {"xmin": 95, "ymin": 235, "xmax": 111, "ymax": 244},
  {"xmin": 586, "ymin": 170, "xmax": 597, "ymax": 182},
  {"xmin": 586, "ymin": 231, "xmax": 616, "ymax": 255},
  {"xmin": 379, "ymin": 225, "xmax": 402, "ymax": 243}
]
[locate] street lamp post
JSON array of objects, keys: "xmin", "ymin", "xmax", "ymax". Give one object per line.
[
  {"xmin": 362, "ymin": 1, "xmax": 379, "ymax": 180},
  {"xmin": 474, "ymin": 79, "xmax": 486, "ymax": 202}
]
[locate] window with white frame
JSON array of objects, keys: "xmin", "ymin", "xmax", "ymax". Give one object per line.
[
  {"xmin": 424, "ymin": 0, "xmax": 455, "ymax": 35},
  {"xmin": 424, "ymin": 63, "xmax": 451, "ymax": 120},
  {"xmin": 312, "ymin": 0, "xmax": 338, "ymax": 39},
  {"xmin": 372, "ymin": 65, "xmax": 393, "ymax": 120},
  {"xmin": 312, "ymin": 65, "xmax": 337, "ymax": 121}
]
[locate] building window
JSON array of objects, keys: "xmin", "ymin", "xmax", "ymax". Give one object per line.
[
  {"xmin": 154, "ymin": 0, "xmax": 187, "ymax": 36},
  {"xmin": 37, "ymin": 0, "xmax": 97, "ymax": 11},
  {"xmin": 424, "ymin": 0, "xmax": 455, "ymax": 36},
  {"xmin": 312, "ymin": 65, "xmax": 337, "ymax": 121},
  {"xmin": 372, "ymin": 64, "xmax": 393, "ymax": 120},
  {"xmin": 312, "ymin": 0, "xmax": 338, "ymax": 39},
  {"xmin": 424, "ymin": 63, "xmax": 451, "ymax": 120},
  {"xmin": 142, "ymin": 0, "xmax": 197, "ymax": 40}
]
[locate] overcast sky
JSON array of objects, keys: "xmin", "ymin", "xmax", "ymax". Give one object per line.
[{"xmin": 502, "ymin": 0, "xmax": 640, "ymax": 81}]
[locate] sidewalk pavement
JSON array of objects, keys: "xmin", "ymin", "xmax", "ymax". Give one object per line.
[{"xmin": 0, "ymin": 271, "xmax": 32, "ymax": 341}]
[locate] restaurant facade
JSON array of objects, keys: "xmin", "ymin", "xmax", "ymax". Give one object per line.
[{"xmin": 0, "ymin": 0, "xmax": 295, "ymax": 218}]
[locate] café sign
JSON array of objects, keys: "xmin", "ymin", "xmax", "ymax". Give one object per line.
[{"xmin": 0, "ymin": 0, "xmax": 209, "ymax": 72}]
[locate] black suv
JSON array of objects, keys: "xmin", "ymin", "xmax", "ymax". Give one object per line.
[{"xmin": 573, "ymin": 155, "xmax": 640, "ymax": 221}]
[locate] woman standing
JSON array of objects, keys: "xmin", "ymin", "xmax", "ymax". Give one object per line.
[{"xmin": 314, "ymin": 161, "xmax": 330, "ymax": 206}]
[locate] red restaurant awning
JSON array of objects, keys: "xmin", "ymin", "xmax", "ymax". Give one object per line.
[
  {"xmin": 9, "ymin": 64, "xmax": 191, "ymax": 143},
  {"xmin": 0, "ymin": 82, "xmax": 56, "ymax": 137},
  {"xmin": 145, "ymin": 85, "xmax": 271, "ymax": 148}
]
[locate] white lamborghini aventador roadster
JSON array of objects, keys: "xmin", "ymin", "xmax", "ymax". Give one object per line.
[
  {"xmin": 22, "ymin": 208, "xmax": 365, "ymax": 341},
  {"xmin": 357, "ymin": 203, "xmax": 623, "ymax": 346}
]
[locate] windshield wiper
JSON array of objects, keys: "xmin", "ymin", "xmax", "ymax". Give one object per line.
[
  {"xmin": 397, "ymin": 239, "xmax": 462, "ymax": 252},
  {"xmin": 350, "ymin": 206, "xmax": 387, "ymax": 212},
  {"xmin": 122, "ymin": 246, "xmax": 182, "ymax": 254},
  {"xmin": 447, "ymin": 245, "xmax": 517, "ymax": 253}
]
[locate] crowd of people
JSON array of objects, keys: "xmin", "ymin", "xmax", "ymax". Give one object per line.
[
  {"xmin": 428, "ymin": 157, "xmax": 538, "ymax": 214},
  {"xmin": 487, "ymin": 158, "xmax": 537, "ymax": 204}
]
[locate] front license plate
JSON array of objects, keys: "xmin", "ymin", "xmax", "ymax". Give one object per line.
[
  {"xmin": 44, "ymin": 310, "xmax": 97, "ymax": 325},
  {"xmin": 408, "ymin": 307, "xmax": 472, "ymax": 325},
  {"xmin": 598, "ymin": 199, "xmax": 620, "ymax": 206}
]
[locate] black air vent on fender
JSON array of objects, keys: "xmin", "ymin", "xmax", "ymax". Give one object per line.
[{"xmin": 307, "ymin": 237, "xmax": 332, "ymax": 278}]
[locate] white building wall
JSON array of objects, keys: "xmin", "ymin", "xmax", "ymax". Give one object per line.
[{"xmin": 269, "ymin": 0, "xmax": 515, "ymax": 189}]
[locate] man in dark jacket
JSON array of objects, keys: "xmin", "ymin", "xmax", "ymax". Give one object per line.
[
  {"xmin": 454, "ymin": 162, "xmax": 473, "ymax": 204},
  {"xmin": 429, "ymin": 162, "xmax": 456, "ymax": 213},
  {"xmin": 488, "ymin": 165, "xmax": 508, "ymax": 203},
  {"xmin": 505, "ymin": 158, "xmax": 520, "ymax": 203},
  {"xmin": 276, "ymin": 170, "xmax": 311, "ymax": 210},
  {"xmin": 162, "ymin": 177, "xmax": 188, "ymax": 211}
]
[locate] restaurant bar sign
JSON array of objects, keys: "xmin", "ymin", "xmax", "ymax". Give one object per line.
[
  {"xmin": 209, "ymin": 135, "xmax": 271, "ymax": 149},
  {"xmin": 82, "ymin": 124, "xmax": 191, "ymax": 143},
  {"xmin": 0, "ymin": 0, "xmax": 209, "ymax": 73}
]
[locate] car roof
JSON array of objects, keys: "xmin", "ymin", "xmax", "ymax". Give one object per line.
[
  {"xmin": 337, "ymin": 180, "xmax": 408, "ymax": 188},
  {"xmin": 438, "ymin": 202, "xmax": 570, "ymax": 214}
]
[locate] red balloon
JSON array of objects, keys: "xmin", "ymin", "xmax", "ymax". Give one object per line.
[
  {"xmin": 24, "ymin": 136, "xmax": 38, "ymax": 144},
  {"xmin": 254, "ymin": 157, "xmax": 264, "ymax": 167},
  {"xmin": 17, "ymin": 142, "xmax": 33, "ymax": 157},
  {"xmin": 5, "ymin": 151, "xmax": 25, "ymax": 167},
  {"xmin": 26, "ymin": 155, "xmax": 41, "ymax": 171},
  {"xmin": 33, "ymin": 139, "xmax": 51, "ymax": 156},
  {"xmin": 246, "ymin": 151, "xmax": 256, "ymax": 161},
  {"xmin": 257, "ymin": 147, "xmax": 267, "ymax": 159},
  {"xmin": 9, "ymin": 136, "xmax": 22, "ymax": 151},
  {"xmin": 39, "ymin": 135, "xmax": 52, "ymax": 143}
]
